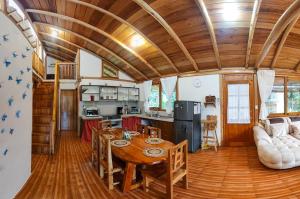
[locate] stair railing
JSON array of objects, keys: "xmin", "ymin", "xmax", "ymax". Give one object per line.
[{"xmin": 49, "ymin": 63, "xmax": 60, "ymax": 154}]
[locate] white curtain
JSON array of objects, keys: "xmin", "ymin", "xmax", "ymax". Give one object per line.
[
  {"xmin": 143, "ymin": 80, "xmax": 153, "ymax": 113},
  {"xmin": 257, "ymin": 70, "xmax": 275, "ymax": 120},
  {"xmin": 160, "ymin": 76, "xmax": 177, "ymax": 114}
]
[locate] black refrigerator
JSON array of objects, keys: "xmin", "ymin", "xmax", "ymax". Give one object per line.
[{"xmin": 174, "ymin": 101, "xmax": 201, "ymax": 153}]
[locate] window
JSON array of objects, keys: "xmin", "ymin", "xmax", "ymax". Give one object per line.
[
  {"xmin": 266, "ymin": 77, "xmax": 284, "ymax": 114},
  {"xmin": 288, "ymin": 79, "xmax": 300, "ymax": 112},
  {"xmin": 227, "ymin": 84, "xmax": 250, "ymax": 124},
  {"xmin": 102, "ymin": 61, "xmax": 118, "ymax": 78},
  {"xmin": 149, "ymin": 83, "xmax": 177, "ymax": 110}
]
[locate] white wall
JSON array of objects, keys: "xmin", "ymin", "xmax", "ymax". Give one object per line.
[
  {"xmin": 46, "ymin": 56, "xmax": 59, "ymax": 74},
  {"xmin": 178, "ymin": 75, "xmax": 221, "ymax": 145},
  {"xmin": 79, "ymin": 49, "xmax": 102, "ymax": 77},
  {"xmin": 0, "ymin": 12, "xmax": 33, "ymax": 199}
]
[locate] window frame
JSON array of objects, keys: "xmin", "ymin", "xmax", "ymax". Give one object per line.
[
  {"xmin": 102, "ymin": 61, "xmax": 119, "ymax": 79},
  {"xmin": 267, "ymin": 75, "xmax": 300, "ymax": 117},
  {"xmin": 149, "ymin": 81, "xmax": 178, "ymax": 111}
]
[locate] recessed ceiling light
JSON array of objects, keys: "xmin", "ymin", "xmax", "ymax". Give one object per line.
[
  {"xmin": 51, "ymin": 28, "xmax": 59, "ymax": 37},
  {"xmin": 131, "ymin": 34, "xmax": 145, "ymax": 48},
  {"xmin": 222, "ymin": 4, "xmax": 240, "ymax": 21}
]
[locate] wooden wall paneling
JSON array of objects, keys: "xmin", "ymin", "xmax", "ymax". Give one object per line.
[
  {"xmin": 132, "ymin": 0, "xmax": 199, "ymax": 72},
  {"xmin": 195, "ymin": 0, "xmax": 221, "ymax": 70},
  {"xmin": 42, "ymin": 40, "xmax": 77, "ymax": 54},
  {"xmin": 245, "ymin": 0, "xmax": 261, "ymax": 68},
  {"xmin": 67, "ymin": 0, "xmax": 179, "ymax": 74},
  {"xmin": 45, "ymin": 46, "xmax": 75, "ymax": 60},
  {"xmin": 255, "ymin": 0, "xmax": 300, "ymax": 68},
  {"xmin": 25, "ymin": 9, "xmax": 162, "ymax": 77},
  {"xmin": 294, "ymin": 61, "xmax": 300, "ymax": 71},
  {"xmin": 271, "ymin": 16, "xmax": 300, "ymax": 68},
  {"xmin": 35, "ymin": 22, "xmax": 147, "ymax": 80}
]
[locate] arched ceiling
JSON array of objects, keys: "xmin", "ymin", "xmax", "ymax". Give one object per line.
[{"xmin": 13, "ymin": 0, "xmax": 300, "ymax": 81}]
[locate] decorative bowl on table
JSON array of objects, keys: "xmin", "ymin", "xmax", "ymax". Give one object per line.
[
  {"xmin": 111, "ymin": 140, "xmax": 131, "ymax": 147},
  {"xmin": 143, "ymin": 147, "xmax": 165, "ymax": 157},
  {"xmin": 145, "ymin": 137, "xmax": 164, "ymax": 144}
]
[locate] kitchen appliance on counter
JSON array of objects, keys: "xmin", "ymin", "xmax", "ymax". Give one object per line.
[
  {"xmin": 117, "ymin": 107, "xmax": 123, "ymax": 115},
  {"xmin": 174, "ymin": 101, "xmax": 201, "ymax": 153},
  {"xmin": 130, "ymin": 106, "xmax": 140, "ymax": 114},
  {"xmin": 85, "ymin": 107, "xmax": 99, "ymax": 117}
]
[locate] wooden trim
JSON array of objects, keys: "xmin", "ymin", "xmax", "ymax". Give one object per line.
[
  {"xmin": 255, "ymin": 0, "xmax": 300, "ymax": 68},
  {"xmin": 46, "ymin": 52, "xmax": 70, "ymax": 62},
  {"xmin": 293, "ymin": 61, "xmax": 300, "ymax": 71},
  {"xmin": 284, "ymin": 76, "xmax": 288, "ymax": 114},
  {"xmin": 245, "ymin": 0, "xmax": 261, "ymax": 68},
  {"xmin": 67, "ymin": 0, "xmax": 179, "ymax": 74},
  {"xmin": 79, "ymin": 76, "xmax": 137, "ymax": 83},
  {"xmin": 195, "ymin": 0, "xmax": 221, "ymax": 69},
  {"xmin": 271, "ymin": 16, "xmax": 299, "ymax": 68},
  {"xmin": 132, "ymin": 0, "xmax": 199, "ymax": 72},
  {"xmin": 35, "ymin": 22, "xmax": 147, "ymax": 80},
  {"xmin": 42, "ymin": 40, "xmax": 77, "ymax": 54},
  {"xmin": 26, "ymin": 9, "xmax": 161, "ymax": 77}
]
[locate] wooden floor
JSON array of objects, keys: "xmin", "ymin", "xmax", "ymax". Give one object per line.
[{"xmin": 16, "ymin": 132, "xmax": 300, "ymax": 199}]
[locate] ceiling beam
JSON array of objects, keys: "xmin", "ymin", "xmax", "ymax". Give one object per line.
[
  {"xmin": 34, "ymin": 22, "xmax": 148, "ymax": 80},
  {"xmin": 68, "ymin": 0, "xmax": 179, "ymax": 74},
  {"xmin": 26, "ymin": 9, "xmax": 161, "ymax": 77},
  {"xmin": 132, "ymin": 0, "xmax": 199, "ymax": 71},
  {"xmin": 39, "ymin": 32, "xmax": 138, "ymax": 81},
  {"xmin": 46, "ymin": 52, "xmax": 70, "ymax": 62},
  {"xmin": 195, "ymin": 0, "xmax": 221, "ymax": 70},
  {"xmin": 271, "ymin": 16, "xmax": 299, "ymax": 68},
  {"xmin": 42, "ymin": 40, "xmax": 77, "ymax": 54},
  {"xmin": 44, "ymin": 46, "xmax": 75, "ymax": 60},
  {"xmin": 245, "ymin": 0, "xmax": 261, "ymax": 68},
  {"xmin": 255, "ymin": 0, "xmax": 300, "ymax": 69},
  {"xmin": 294, "ymin": 61, "xmax": 300, "ymax": 71}
]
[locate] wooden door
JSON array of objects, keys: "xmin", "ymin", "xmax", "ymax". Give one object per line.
[
  {"xmin": 222, "ymin": 74, "xmax": 255, "ymax": 146},
  {"xmin": 60, "ymin": 90, "xmax": 77, "ymax": 131}
]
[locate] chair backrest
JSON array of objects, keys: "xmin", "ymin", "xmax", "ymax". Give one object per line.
[
  {"xmin": 206, "ymin": 115, "xmax": 217, "ymax": 131},
  {"xmin": 168, "ymin": 139, "xmax": 188, "ymax": 174},
  {"xmin": 98, "ymin": 120, "xmax": 112, "ymax": 129},
  {"xmin": 99, "ymin": 134, "xmax": 113, "ymax": 171},
  {"xmin": 146, "ymin": 126, "xmax": 161, "ymax": 138},
  {"xmin": 91, "ymin": 127, "xmax": 99, "ymax": 170},
  {"xmin": 136, "ymin": 124, "xmax": 148, "ymax": 134}
]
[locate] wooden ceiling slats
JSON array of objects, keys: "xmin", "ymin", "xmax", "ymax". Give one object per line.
[
  {"xmin": 255, "ymin": 0, "xmax": 300, "ymax": 68},
  {"xmin": 132, "ymin": 0, "xmax": 199, "ymax": 71},
  {"xmin": 42, "ymin": 40, "xmax": 77, "ymax": 54},
  {"xmin": 47, "ymin": 52, "xmax": 70, "ymax": 62},
  {"xmin": 34, "ymin": 22, "xmax": 148, "ymax": 80}
]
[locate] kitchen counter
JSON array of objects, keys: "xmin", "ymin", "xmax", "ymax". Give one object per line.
[
  {"xmin": 121, "ymin": 114, "xmax": 174, "ymax": 122},
  {"xmin": 80, "ymin": 115, "xmax": 103, "ymax": 120}
]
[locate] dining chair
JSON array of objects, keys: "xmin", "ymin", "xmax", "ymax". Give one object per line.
[
  {"xmin": 99, "ymin": 133, "xmax": 123, "ymax": 190},
  {"xmin": 91, "ymin": 127, "xmax": 99, "ymax": 172},
  {"xmin": 98, "ymin": 120, "xmax": 112, "ymax": 129},
  {"xmin": 146, "ymin": 126, "xmax": 162, "ymax": 138},
  {"xmin": 141, "ymin": 139, "xmax": 188, "ymax": 199},
  {"xmin": 136, "ymin": 123, "xmax": 148, "ymax": 134}
]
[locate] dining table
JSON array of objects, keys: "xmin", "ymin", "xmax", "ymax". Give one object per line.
[{"xmin": 99, "ymin": 128, "xmax": 174, "ymax": 193}]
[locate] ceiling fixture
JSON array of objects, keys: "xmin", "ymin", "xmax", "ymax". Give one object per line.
[
  {"xmin": 222, "ymin": 4, "xmax": 240, "ymax": 21},
  {"xmin": 51, "ymin": 28, "xmax": 60, "ymax": 37},
  {"xmin": 130, "ymin": 34, "xmax": 145, "ymax": 48}
]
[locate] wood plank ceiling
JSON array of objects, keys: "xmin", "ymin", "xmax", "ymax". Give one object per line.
[{"xmin": 14, "ymin": 0, "xmax": 300, "ymax": 81}]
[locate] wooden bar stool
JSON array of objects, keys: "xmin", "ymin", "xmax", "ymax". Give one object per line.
[{"xmin": 202, "ymin": 115, "xmax": 218, "ymax": 152}]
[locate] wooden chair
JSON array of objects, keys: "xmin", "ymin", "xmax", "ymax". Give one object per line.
[
  {"xmin": 203, "ymin": 115, "xmax": 218, "ymax": 152},
  {"xmin": 99, "ymin": 133, "xmax": 122, "ymax": 190},
  {"xmin": 136, "ymin": 123, "xmax": 148, "ymax": 134},
  {"xmin": 141, "ymin": 140, "xmax": 188, "ymax": 199},
  {"xmin": 146, "ymin": 126, "xmax": 161, "ymax": 138},
  {"xmin": 91, "ymin": 127, "xmax": 99, "ymax": 172},
  {"xmin": 98, "ymin": 120, "xmax": 112, "ymax": 129}
]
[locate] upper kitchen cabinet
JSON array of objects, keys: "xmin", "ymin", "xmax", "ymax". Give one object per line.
[
  {"xmin": 118, "ymin": 87, "xmax": 129, "ymax": 101},
  {"xmin": 128, "ymin": 88, "xmax": 139, "ymax": 101},
  {"xmin": 81, "ymin": 86, "xmax": 100, "ymax": 102},
  {"xmin": 100, "ymin": 86, "xmax": 118, "ymax": 100}
]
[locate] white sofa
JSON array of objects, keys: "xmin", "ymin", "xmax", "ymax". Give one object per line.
[{"xmin": 253, "ymin": 117, "xmax": 300, "ymax": 169}]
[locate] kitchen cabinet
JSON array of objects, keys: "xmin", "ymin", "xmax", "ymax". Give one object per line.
[
  {"xmin": 151, "ymin": 120, "xmax": 174, "ymax": 142},
  {"xmin": 81, "ymin": 86, "xmax": 100, "ymax": 102},
  {"xmin": 100, "ymin": 86, "xmax": 117, "ymax": 100}
]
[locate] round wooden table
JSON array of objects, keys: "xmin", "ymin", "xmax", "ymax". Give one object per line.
[{"xmin": 102, "ymin": 128, "xmax": 174, "ymax": 192}]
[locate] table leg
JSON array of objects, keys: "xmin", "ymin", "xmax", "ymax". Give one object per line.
[{"xmin": 122, "ymin": 162, "xmax": 136, "ymax": 192}]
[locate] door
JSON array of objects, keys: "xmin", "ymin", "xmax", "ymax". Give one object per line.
[
  {"xmin": 60, "ymin": 90, "xmax": 77, "ymax": 131},
  {"xmin": 222, "ymin": 74, "xmax": 255, "ymax": 146}
]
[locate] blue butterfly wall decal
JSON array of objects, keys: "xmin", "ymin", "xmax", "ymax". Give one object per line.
[
  {"xmin": 16, "ymin": 78, "xmax": 22, "ymax": 84},
  {"xmin": 26, "ymin": 83, "xmax": 31, "ymax": 89},
  {"xmin": 22, "ymin": 54, "xmax": 27, "ymax": 58},
  {"xmin": 3, "ymin": 34, "xmax": 9, "ymax": 41},
  {"xmin": 20, "ymin": 70, "xmax": 24, "ymax": 75},
  {"xmin": 8, "ymin": 97, "xmax": 14, "ymax": 106},
  {"xmin": 9, "ymin": 128, "xmax": 14, "ymax": 135},
  {"xmin": 4, "ymin": 59, "xmax": 11, "ymax": 67},
  {"xmin": 0, "ymin": 82, "xmax": 3, "ymax": 88},
  {"xmin": 1, "ymin": 114, "xmax": 7, "ymax": 121},
  {"xmin": 22, "ymin": 92, "xmax": 27, "ymax": 99},
  {"xmin": 26, "ymin": 67, "xmax": 31, "ymax": 72},
  {"xmin": 3, "ymin": 148, "xmax": 8, "ymax": 156},
  {"xmin": 16, "ymin": 110, "xmax": 21, "ymax": 118},
  {"xmin": 1, "ymin": 128, "xmax": 5, "ymax": 134},
  {"xmin": 8, "ymin": 75, "xmax": 13, "ymax": 80},
  {"xmin": 12, "ymin": 51, "xmax": 18, "ymax": 58},
  {"xmin": 26, "ymin": 46, "xmax": 30, "ymax": 51}
]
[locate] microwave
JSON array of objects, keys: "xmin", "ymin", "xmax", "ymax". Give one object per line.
[{"xmin": 85, "ymin": 107, "xmax": 99, "ymax": 117}]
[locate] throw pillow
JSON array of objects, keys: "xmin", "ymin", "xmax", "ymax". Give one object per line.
[
  {"xmin": 291, "ymin": 124, "xmax": 300, "ymax": 135},
  {"xmin": 270, "ymin": 124, "xmax": 287, "ymax": 137}
]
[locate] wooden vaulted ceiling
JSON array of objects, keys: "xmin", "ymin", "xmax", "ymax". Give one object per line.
[{"xmin": 14, "ymin": 0, "xmax": 300, "ymax": 80}]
